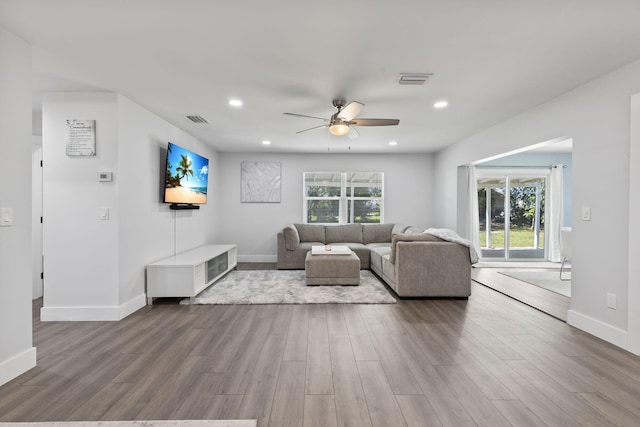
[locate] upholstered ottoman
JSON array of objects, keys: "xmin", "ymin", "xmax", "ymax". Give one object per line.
[{"xmin": 305, "ymin": 250, "xmax": 360, "ymax": 285}]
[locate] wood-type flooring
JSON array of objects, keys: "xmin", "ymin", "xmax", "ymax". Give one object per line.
[{"xmin": 1, "ymin": 264, "xmax": 639, "ymax": 426}]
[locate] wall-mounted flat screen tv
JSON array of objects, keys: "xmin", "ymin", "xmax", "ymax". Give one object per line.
[{"xmin": 163, "ymin": 142, "xmax": 209, "ymax": 206}]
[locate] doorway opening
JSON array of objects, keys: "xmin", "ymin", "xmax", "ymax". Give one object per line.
[{"xmin": 477, "ymin": 172, "xmax": 547, "ymax": 261}]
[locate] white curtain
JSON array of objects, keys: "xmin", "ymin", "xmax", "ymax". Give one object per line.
[
  {"xmin": 467, "ymin": 165, "xmax": 482, "ymax": 259},
  {"xmin": 547, "ymin": 164, "xmax": 564, "ymax": 262}
]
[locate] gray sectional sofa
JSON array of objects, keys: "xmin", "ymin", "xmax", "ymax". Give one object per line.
[{"xmin": 277, "ymin": 223, "xmax": 472, "ymax": 298}]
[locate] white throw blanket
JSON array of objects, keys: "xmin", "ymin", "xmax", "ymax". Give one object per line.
[{"xmin": 423, "ymin": 228, "xmax": 480, "ymax": 264}]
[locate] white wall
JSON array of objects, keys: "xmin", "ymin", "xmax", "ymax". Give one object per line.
[
  {"xmin": 41, "ymin": 92, "xmax": 218, "ymax": 320},
  {"xmin": 42, "ymin": 92, "xmax": 121, "ymax": 319},
  {"xmin": 116, "ymin": 95, "xmax": 218, "ymax": 306},
  {"xmin": 216, "ymin": 153, "xmax": 434, "ymax": 261},
  {"xmin": 0, "ymin": 27, "xmax": 36, "ymax": 386},
  {"xmin": 628, "ymin": 93, "xmax": 640, "ymax": 354},
  {"xmin": 434, "ymin": 58, "xmax": 640, "ymax": 352}
]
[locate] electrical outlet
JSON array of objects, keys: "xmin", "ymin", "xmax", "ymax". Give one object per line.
[{"xmin": 607, "ymin": 293, "xmax": 617, "ymax": 309}]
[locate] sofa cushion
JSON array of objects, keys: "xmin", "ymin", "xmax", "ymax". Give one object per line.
[
  {"xmin": 369, "ymin": 245, "xmax": 391, "ymax": 273},
  {"xmin": 390, "ymin": 233, "xmax": 444, "ymax": 264},
  {"xmin": 342, "ymin": 242, "xmax": 370, "ymax": 269},
  {"xmin": 404, "ymin": 226, "xmax": 425, "ymax": 235},
  {"xmin": 381, "ymin": 254, "xmax": 396, "ymax": 287},
  {"xmin": 325, "ymin": 224, "xmax": 363, "ymax": 244},
  {"xmin": 391, "ymin": 224, "xmax": 410, "ymax": 235},
  {"xmin": 362, "ymin": 223, "xmax": 395, "ymax": 244},
  {"xmin": 283, "ymin": 224, "xmax": 300, "ymax": 250},
  {"xmin": 294, "ymin": 223, "xmax": 326, "ymax": 243},
  {"xmin": 366, "ymin": 242, "xmax": 391, "ymax": 250}
]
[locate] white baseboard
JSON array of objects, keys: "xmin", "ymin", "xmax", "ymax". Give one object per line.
[
  {"xmin": 237, "ymin": 254, "xmax": 277, "ymax": 263},
  {"xmin": 41, "ymin": 294, "xmax": 146, "ymax": 322},
  {"xmin": 568, "ymin": 309, "xmax": 629, "ymax": 350},
  {"xmin": 119, "ymin": 294, "xmax": 147, "ymax": 318},
  {"xmin": 0, "ymin": 346, "xmax": 36, "ymax": 386}
]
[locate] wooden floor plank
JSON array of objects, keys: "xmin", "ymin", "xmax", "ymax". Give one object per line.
[
  {"xmin": 269, "ymin": 361, "xmax": 306, "ymax": 427},
  {"xmin": 395, "ymin": 394, "xmax": 442, "ymax": 427},
  {"xmin": 390, "ymin": 334, "xmax": 477, "ymax": 427},
  {"xmin": 283, "ymin": 305, "xmax": 310, "ymax": 362},
  {"xmin": 357, "ymin": 360, "xmax": 407, "ymax": 427},
  {"xmin": 505, "ymin": 359, "xmax": 616, "ymax": 426},
  {"xmin": 305, "ymin": 316, "xmax": 334, "ymax": 395},
  {"xmin": 303, "ymin": 395, "xmax": 338, "ymax": 427},
  {"xmin": 471, "ymin": 267, "xmax": 570, "ymax": 321},
  {"xmin": 492, "ymin": 400, "xmax": 547, "ymax": 427},
  {"xmin": 215, "ymin": 318, "xmax": 273, "ymax": 394},
  {"xmin": 577, "ymin": 392, "xmax": 640, "ymax": 427},
  {"xmin": 329, "ymin": 334, "xmax": 373, "ymax": 427},
  {"xmin": 3, "ymin": 267, "xmax": 640, "ymax": 427},
  {"xmin": 237, "ymin": 333, "xmax": 287, "ymax": 427},
  {"xmin": 341, "ymin": 305, "xmax": 378, "ymax": 361},
  {"xmin": 325, "ymin": 304, "xmax": 347, "ymax": 335},
  {"xmin": 435, "ymin": 365, "xmax": 512, "ymax": 427}
]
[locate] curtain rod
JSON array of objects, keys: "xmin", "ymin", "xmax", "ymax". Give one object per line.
[{"xmin": 474, "ymin": 164, "xmax": 567, "ymax": 169}]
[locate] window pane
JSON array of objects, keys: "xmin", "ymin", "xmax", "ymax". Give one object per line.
[
  {"xmin": 350, "ymin": 199, "xmax": 381, "ymax": 223},
  {"xmin": 307, "ymin": 200, "xmax": 339, "ymax": 223},
  {"xmin": 305, "ymin": 172, "xmax": 341, "ymax": 197},
  {"xmin": 347, "ymin": 172, "xmax": 382, "ymax": 197},
  {"xmin": 508, "ymin": 178, "xmax": 545, "ymax": 258},
  {"xmin": 306, "ymin": 185, "xmax": 340, "ymax": 197}
]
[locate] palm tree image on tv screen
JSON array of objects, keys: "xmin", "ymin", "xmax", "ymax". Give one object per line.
[{"xmin": 163, "ymin": 142, "xmax": 209, "ymax": 205}]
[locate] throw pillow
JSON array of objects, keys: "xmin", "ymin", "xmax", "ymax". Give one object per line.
[
  {"xmin": 391, "ymin": 224, "xmax": 410, "ymax": 235},
  {"xmin": 283, "ymin": 224, "xmax": 300, "ymax": 250}
]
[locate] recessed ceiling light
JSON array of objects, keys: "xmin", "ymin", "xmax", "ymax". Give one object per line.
[
  {"xmin": 229, "ymin": 99, "xmax": 243, "ymax": 107},
  {"xmin": 389, "ymin": 141, "xmax": 398, "ymax": 146},
  {"xmin": 262, "ymin": 140, "xmax": 271, "ymax": 145},
  {"xmin": 434, "ymin": 100, "xmax": 448, "ymax": 109}
]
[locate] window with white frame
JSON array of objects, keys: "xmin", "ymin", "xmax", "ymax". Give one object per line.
[{"xmin": 303, "ymin": 172, "xmax": 384, "ymax": 224}]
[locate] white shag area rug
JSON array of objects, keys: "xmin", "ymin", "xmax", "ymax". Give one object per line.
[
  {"xmin": 498, "ymin": 270, "xmax": 571, "ymax": 297},
  {"xmin": 182, "ymin": 270, "xmax": 396, "ymax": 304},
  {"xmin": 0, "ymin": 421, "xmax": 256, "ymax": 427}
]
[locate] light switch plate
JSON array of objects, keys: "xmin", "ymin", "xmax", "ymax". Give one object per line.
[
  {"xmin": 582, "ymin": 207, "xmax": 591, "ymax": 221},
  {"xmin": 100, "ymin": 207, "xmax": 109, "ymax": 220},
  {"xmin": 0, "ymin": 207, "xmax": 13, "ymax": 226}
]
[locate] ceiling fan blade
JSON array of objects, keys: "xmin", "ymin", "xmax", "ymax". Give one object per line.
[
  {"xmin": 347, "ymin": 125, "xmax": 359, "ymax": 139},
  {"xmin": 284, "ymin": 112, "xmax": 328, "ymax": 121},
  {"xmin": 349, "ymin": 118, "xmax": 399, "ymax": 126},
  {"xmin": 296, "ymin": 124, "xmax": 328, "ymax": 134},
  {"xmin": 337, "ymin": 101, "xmax": 364, "ymax": 121}
]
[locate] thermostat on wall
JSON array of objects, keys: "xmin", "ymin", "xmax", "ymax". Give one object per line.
[{"xmin": 98, "ymin": 171, "xmax": 113, "ymax": 182}]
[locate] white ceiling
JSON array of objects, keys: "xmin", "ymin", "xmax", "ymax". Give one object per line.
[{"xmin": 2, "ymin": 0, "xmax": 640, "ymax": 154}]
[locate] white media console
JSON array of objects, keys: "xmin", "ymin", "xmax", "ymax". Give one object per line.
[{"xmin": 146, "ymin": 244, "xmax": 237, "ymax": 304}]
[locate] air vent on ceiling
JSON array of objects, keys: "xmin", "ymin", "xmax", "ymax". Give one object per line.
[
  {"xmin": 399, "ymin": 73, "xmax": 433, "ymax": 85},
  {"xmin": 186, "ymin": 115, "xmax": 209, "ymax": 124}
]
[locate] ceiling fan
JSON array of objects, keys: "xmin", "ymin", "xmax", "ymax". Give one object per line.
[{"xmin": 284, "ymin": 99, "xmax": 399, "ymax": 139}]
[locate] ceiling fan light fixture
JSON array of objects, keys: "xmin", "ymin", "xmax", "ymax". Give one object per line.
[{"xmin": 329, "ymin": 122, "xmax": 350, "ymax": 136}]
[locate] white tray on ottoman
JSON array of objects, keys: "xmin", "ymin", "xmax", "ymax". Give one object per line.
[{"xmin": 305, "ymin": 247, "xmax": 360, "ymax": 286}]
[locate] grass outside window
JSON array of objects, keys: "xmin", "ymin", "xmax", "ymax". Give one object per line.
[{"xmin": 480, "ymin": 227, "xmax": 545, "ymax": 249}]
